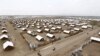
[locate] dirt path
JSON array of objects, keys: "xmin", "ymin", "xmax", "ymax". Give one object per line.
[
  {"xmin": 0, "ymin": 22, "xmax": 32, "ymax": 56},
  {"xmin": 0, "ymin": 22, "xmax": 99, "ymax": 56},
  {"xmin": 34, "ymin": 28, "xmax": 100, "ymax": 56}
]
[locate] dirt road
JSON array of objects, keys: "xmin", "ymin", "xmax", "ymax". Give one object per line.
[
  {"xmin": 36, "ymin": 28, "xmax": 100, "ymax": 56},
  {"xmin": 0, "ymin": 22, "xmax": 99, "ymax": 56}
]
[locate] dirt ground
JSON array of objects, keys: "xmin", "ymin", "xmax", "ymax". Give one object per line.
[
  {"xmin": 82, "ymin": 42, "xmax": 100, "ymax": 56},
  {"xmin": 0, "ymin": 21, "xmax": 99, "ymax": 56}
]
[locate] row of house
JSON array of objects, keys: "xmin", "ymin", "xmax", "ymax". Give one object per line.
[{"xmin": 0, "ymin": 26, "xmax": 14, "ymax": 51}]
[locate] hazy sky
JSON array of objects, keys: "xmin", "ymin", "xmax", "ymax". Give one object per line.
[{"xmin": 0, "ymin": 0, "xmax": 100, "ymax": 16}]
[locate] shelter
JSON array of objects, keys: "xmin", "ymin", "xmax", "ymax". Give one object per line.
[
  {"xmin": 37, "ymin": 29, "xmax": 42, "ymax": 33},
  {"xmin": 46, "ymin": 33, "xmax": 55, "ymax": 38},
  {"xmin": 3, "ymin": 41, "xmax": 14, "ymax": 50},
  {"xmin": 27, "ymin": 30, "xmax": 32, "ymax": 34},
  {"xmin": 2, "ymin": 30, "xmax": 8, "ymax": 34},
  {"xmin": 63, "ymin": 30, "xmax": 70, "ymax": 34},
  {"xmin": 81, "ymin": 25, "xmax": 88, "ymax": 29},
  {"xmin": 44, "ymin": 28, "xmax": 50, "ymax": 32},
  {"xmin": 90, "ymin": 37, "xmax": 100, "ymax": 42},
  {"xmin": 74, "ymin": 28, "xmax": 80, "ymax": 31},
  {"xmin": 35, "ymin": 35, "xmax": 44, "ymax": 41},
  {"xmin": 0, "ymin": 34, "xmax": 9, "ymax": 40}
]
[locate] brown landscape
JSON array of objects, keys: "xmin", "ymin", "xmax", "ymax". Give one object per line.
[{"xmin": 0, "ymin": 16, "xmax": 100, "ymax": 56}]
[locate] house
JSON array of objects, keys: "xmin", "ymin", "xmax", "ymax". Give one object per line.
[
  {"xmin": 21, "ymin": 28, "xmax": 27, "ymax": 31},
  {"xmin": 63, "ymin": 30, "xmax": 70, "ymax": 34},
  {"xmin": 1, "ymin": 27, "xmax": 6, "ymax": 30},
  {"xmin": 37, "ymin": 26, "xmax": 41, "ymax": 29},
  {"xmin": 44, "ymin": 28, "xmax": 50, "ymax": 32},
  {"xmin": 51, "ymin": 27, "xmax": 56, "ymax": 30},
  {"xmin": 98, "ymin": 32, "xmax": 100, "ymax": 35},
  {"xmin": 2, "ymin": 30, "xmax": 8, "ymax": 34},
  {"xmin": 46, "ymin": 33, "xmax": 55, "ymax": 38},
  {"xmin": 37, "ymin": 29, "xmax": 42, "ymax": 33},
  {"xmin": 35, "ymin": 35, "xmax": 44, "ymax": 41},
  {"xmin": 74, "ymin": 28, "xmax": 80, "ymax": 31},
  {"xmin": 27, "ymin": 30, "xmax": 32, "ymax": 34},
  {"xmin": 3, "ymin": 41, "xmax": 14, "ymax": 50},
  {"xmin": 81, "ymin": 25, "xmax": 88, "ymax": 29},
  {"xmin": 0, "ymin": 34, "xmax": 9, "ymax": 40},
  {"xmin": 90, "ymin": 37, "xmax": 100, "ymax": 42},
  {"xmin": 56, "ymin": 26, "xmax": 62, "ymax": 30}
]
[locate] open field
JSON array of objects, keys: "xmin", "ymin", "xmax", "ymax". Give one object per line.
[{"xmin": 0, "ymin": 16, "xmax": 99, "ymax": 56}]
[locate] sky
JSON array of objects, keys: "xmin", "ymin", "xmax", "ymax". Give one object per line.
[{"xmin": 0, "ymin": 0, "xmax": 100, "ymax": 16}]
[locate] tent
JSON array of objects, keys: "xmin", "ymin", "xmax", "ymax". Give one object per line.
[
  {"xmin": 74, "ymin": 28, "xmax": 80, "ymax": 31},
  {"xmin": 46, "ymin": 33, "xmax": 55, "ymax": 38},
  {"xmin": 90, "ymin": 37, "xmax": 100, "ymax": 42},
  {"xmin": 3, "ymin": 41, "xmax": 14, "ymax": 50},
  {"xmin": 81, "ymin": 25, "xmax": 88, "ymax": 29},
  {"xmin": 37, "ymin": 29, "xmax": 42, "ymax": 33},
  {"xmin": 56, "ymin": 26, "xmax": 62, "ymax": 29},
  {"xmin": 2, "ymin": 30, "xmax": 8, "ymax": 33},
  {"xmin": 35, "ymin": 35, "xmax": 44, "ymax": 41},
  {"xmin": 98, "ymin": 32, "xmax": 100, "ymax": 35},
  {"xmin": 21, "ymin": 28, "xmax": 27, "ymax": 31},
  {"xmin": 63, "ymin": 30, "xmax": 70, "ymax": 34},
  {"xmin": 0, "ymin": 34, "xmax": 9, "ymax": 40},
  {"xmin": 44, "ymin": 28, "xmax": 50, "ymax": 32},
  {"xmin": 1, "ymin": 27, "xmax": 6, "ymax": 30},
  {"xmin": 27, "ymin": 30, "xmax": 32, "ymax": 34}
]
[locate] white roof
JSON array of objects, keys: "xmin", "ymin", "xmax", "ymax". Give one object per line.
[
  {"xmin": 37, "ymin": 26, "xmax": 41, "ymax": 29},
  {"xmin": 37, "ymin": 29, "xmax": 42, "ymax": 32},
  {"xmin": 63, "ymin": 30, "xmax": 70, "ymax": 34},
  {"xmin": 44, "ymin": 28, "xmax": 49, "ymax": 31},
  {"xmin": 35, "ymin": 35, "xmax": 43, "ymax": 41},
  {"xmin": 87, "ymin": 25, "xmax": 92, "ymax": 28},
  {"xmin": 98, "ymin": 32, "xmax": 100, "ymax": 35},
  {"xmin": 0, "ymin": 34, "xmax": 9, "ymax": 40},
  {"xmin": 2, "ymin": 30, "xmax": 8, "ymax": 33},
  {"xmin": 21, "ymin": 28, "xmax": 26, "ymax": 31},
  {"xmin": 82, "ymin": 25, "xmax": 88, "ymax": 29},
  {"xmin": 46, "ymin": 33, "xmax": 54, "ymax": 38},
  {"xmin": 1, "ymin": 27, "xmax": 6, "ymax": 29},
  {"xmin": 56, "ymin": 26, "xmax": 61, "ymax": 29},
  {"xmin": 70, "ymin": 24, "xmax": 75, "ymax": 27},
  {"xmin": 27, "ymin": 30, "xmax": 32, "ymax": 34},
  {"xmin": 51, "ymin": 27, "xmax": 56, "ymax": 30},
  {"xmin": 3, "ymin": 41, "xmax": 14, "ymax": 49},
  {"xmin": 74, "ymin": 28, "xmax": 80, "ymax": 31},
  {"xmin": 90, "ymin": 37, "xmax": 100, "ymax": 42}
]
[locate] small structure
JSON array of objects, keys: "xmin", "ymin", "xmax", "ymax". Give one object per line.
[
  {"xmin": 37, "ymin": 26, "xmax": 41, "ymax": 29},
  {"xmin": 17, "ymin": 25, "xmax": 21, "ymax": 28},
  {"xmin": 90, "ymin": 37, "xmax": 100, "ymax": 42},
  {"xmin": 87, "ymin": 25, "xmax": 92, "ymax": 28},
  {"xmin": 74, "ymin": 28, "xmax": 80, "ymax": 31},
  {"xmin": 56, "ymin": 26, "xmax": 62, "ymax": 30},
  {"xmin": 46, "ymin": 33, "xmax": 55, "ymax": 38},
  {"xmin": 3, "ymin": 41, "xmax": 14, "ymax": 50},
  {"xmin": 37, "ymin": 29, "xmax": 42, "ymax": 33},
  {"xmin": 70, "ymin": 24, "xmax": 75, "ymax": 27},
  {"xmin": 51, "ymin": 27, "xmax": 56, "ymax": 30},
  {"xmin": 44, "ymin": 28, "xmax": 50, "ymax": 32},
  {"xmin": 21, "ymin": 28, "xmax": 27, "ymax": 31},
  {"xmin": 27, "ymin": 30, "xmax": 32, "ymax": 34},
  {"xmin": 0, "ymin": 34, "xmax": 9, "ymax": 40},
  {"xmin": 2, "ymin": 30, "xmax": 8, "ymax": 34},
  {"xmin": 98, "ymin": 32, "xmax": 100, "ymax": 35},
  {"xmin": 81, "ymin": 25, "xmax": 88, "ymax": 29},
  {"xmin": 35, "ymin": 35, "xmax": 44, "ymax": 41},
  {"xmin": 1, "ymin": 27, "xmax": 6, "ymax": 30},
  {"xmin": 63, "ymin": 30, "xmax": 70, "ymax": 34}
]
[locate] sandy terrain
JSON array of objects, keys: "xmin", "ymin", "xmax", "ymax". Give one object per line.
[{"xmin": 0, "ymin": 21, "xmax": 99, "ymax": 56}]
